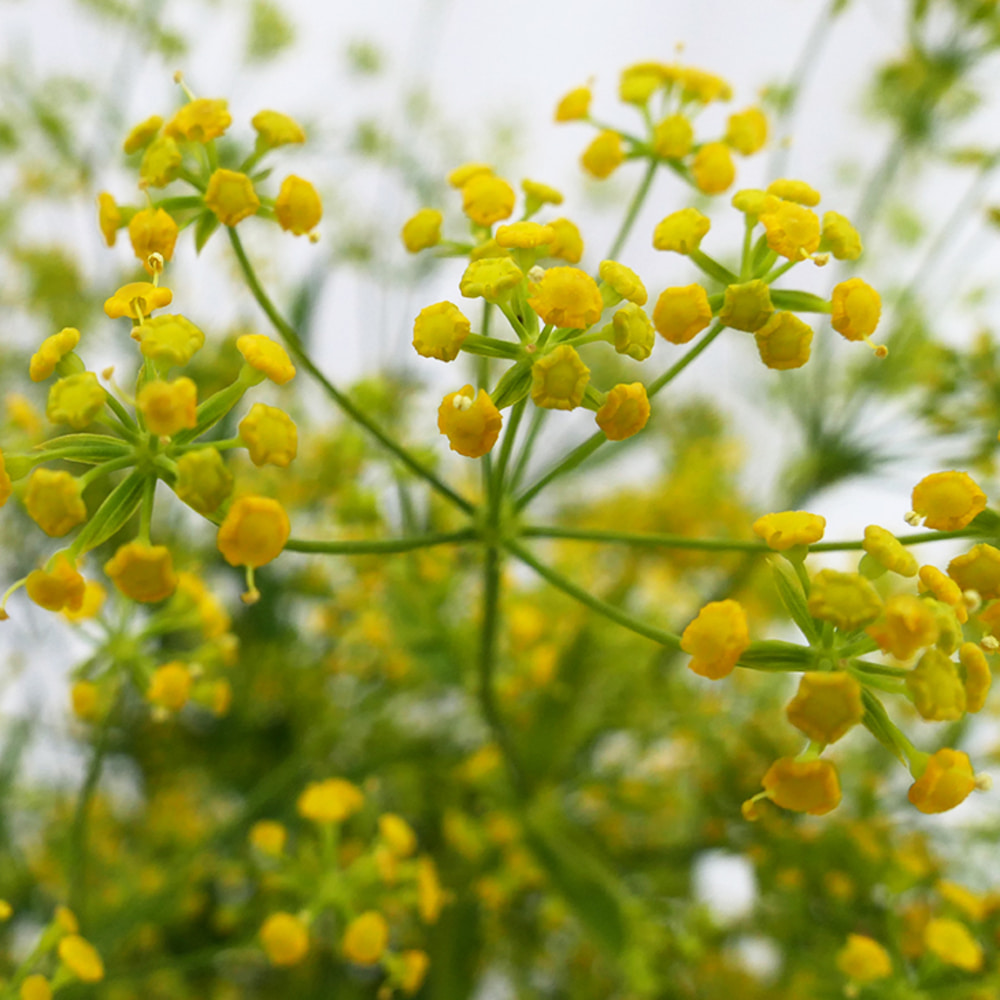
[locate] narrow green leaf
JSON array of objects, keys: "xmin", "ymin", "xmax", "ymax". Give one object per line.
[
  {"xmin": 194, "ymin": 211, "xmax": 220, "ymax": 254},
  {"xmin": 770, "ymin": 557, "xmax": 820, "ymax": 643}
]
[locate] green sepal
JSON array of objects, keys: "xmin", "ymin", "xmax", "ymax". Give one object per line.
[
  {"xmin": 193, "ymin": 210, "xmax": 220, "ymax": 254},
  {"xmin": 491, "ymin": 362, "xmax": 532, "ymax": 410},
  {"xmin": 770, "ymin": 289, "xmax": 832, "ymax": 313},
  {"xmin": 859, "ymin": 688, "xmax": 908, "ymax": 767},
  {"xmin": 69, "ymin": 470, "xmax": 146, "ymax": 557},
  {"xmin": 460, "ymin": 334, "xmax": 522, "ymax": 360},
  {"xmin": 769, "ymin": 557, "xmax": 820, "ymax": 644}
]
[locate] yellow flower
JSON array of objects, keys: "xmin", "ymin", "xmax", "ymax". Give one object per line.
[
  {"xmin": 831, "ymin": 278, "xmax": 881, "ymax": 342},
  {"xmin": 752, "ymin": 510, "xmax": 825, "ymax": 551},
  {"xmin": 822, "ymin": 211, "xmax": 863, "ymax": 260},
  {"xmin": 20, "ymin": 974, "xmax": 52, "ymax": 1000},
  {"xmin": 205, "ymin": 169, "xmax": 260, "ymax": 227},
  {"xmin": 761, "ymin": 757, "xmax": 841, "ymax": 815},
  {"xmin": 948, "ymin": 543, "xmax": 1000, "ymax": 600},
  {"xmin": 26, "ymin": 555, "xmax": 86, "ymax": 612},
  {"xmin": 547, "ymin": 217, "xmax": 584, "ymax": 263},
  {"xmin": 128, "ymin": 208, "xmax": 179, "ymax": 274},
  {"xmin": 96, "ymin": 192, "xmax": 121, "ymax": 246},
  {"xmin": 164, "ymin": 98, "xmax": 232, "ymax": 143},
  {"xmin": 175, "ymin": 448, "xmax": 233, "ymax": 514},
  {"xmin": 251, "ymin": 109, "xmax": 306, "ymax": 147},
  {"xmin": 139, "ymin": 136, "xmax": 182, "ymax": 188},
  {"xmin": 104, "ymin": 282, "xmax": 173, "ymax": 320},
  {"xmin": 924, "ymin": 918, "xmax": 983, "ymax": 972},
  {"xmin": 105, "ymin": 542, "xmax": 178, "ymax": 603},
  {"xmin": 911, "ymin": 471, "xmax": 986, "ymax": 531},
  {"xmin": 692, "ymin": 141, "xmax": 735, "ymax": 195},
  {"xmin": 652, "ymin": 208, "xmax": 710, "ymax": 253},
  {"xmin": 907, "ymin": 648, "xmax": 966, "ymax": 721},
  {"xmin": 412, "ymin": 301, "xmax": 471, "ymax": 362},
  {"xmin": 786, "ymin": 672, "xmax": 864, "ymax": 744},
  {"xmin": 652, "ymin": 114, "xmax": 693, "ymax": 159},
  {"xmin": 611, "ymin": 303, "xmax": 654, "ymax": 361},
  {"xmin": 147, "ymin": 662, "xmax": 192, "ymax": 711},
  {"xmin": 580, "ymin": 130, "xmax": 624, "ymax": 180},
  {"xmin": 123, "ymin": 114, "xmax": 163, "ymax": 154},
  {"xmin": 731, "ymin": 188, "xmax": 780, "ymax": 218},
  {"xmin": 260, "ymin": 912, "xmax": 309, "ymax": 966},
  {"xmin": 46, "ymin": 373, "xmax": 106, "ymax": 429},
  {"xmin": 620, "ymin": 62, "xmax": 670, "ymax": 104},
  {"xmin": 57, "ymin": 935, "xmax": 104, "ymax": 983},
  {"xmin": 919, "ymin": 565, "xmax": 969, "ymax": 623},
  {"xmin": 55, "ymin": 907, "xmax": 78, "ymax": 933},
  {"xmin": 437, "ymin": 385, "xmax": 502, "ymax": 458},
  {"xmin": 134, "ymin": 314, "xmax": 205, "ymax": 367},
  {"xmin": 766, "ymin": 178, "xmax": 821, "ymax": 207},
  {"xmin": 175, "ymin": 571, "xmax": 230, "ymax": 638},
  {"xmin": 25, "ymin": 469, "xmax": 87, "ymax": 537},
  {"xmin": 496, "ymin": 222, "xmax": 555, "ymax": 249},
  {"xmin": 378, "ymin": 813, "xmax": 417, "ymax": 857},
  {"xmin": 137, "ymin": 377, "xmax": 198, "ymax": 436},
  {"xmin": 6, "ymin": 394, "xmax": 42, "ymax": 436},
  {"xmin": 275, "ymin": 175, "xmax": 322, "ymax": 236},
  {"xmin": 678, "ymin": 66, "xmax": 732, "ymax": 103},
  {"xmin": 70, "ymin": 680, "xmax": 100, "ymax": 721},
  {"xmin": 459, "ymin": 258, "xmax": 524, "ymax": 303},
  {"xmin": 447, "ymin": 162, "xmax": 493, "ymax": 188},
  {"xmin": 249, "ymin": 820, "xmax": 287, "ymax": 855},
  {"xmin": 938, "ymin": 880, "xmax": 989, "ymax": 922},
  {"xmin": 30, "ymin": 327, "xmax": 80, "ymax": 382},
  {"xmin": 461, "ymin": 174, "xmax": 515, "ymax": 227},
  {"xmin": 400, "ymin": 950, "xmax": 430, "ymax": 994},
  {"xmin": 0, "ymin": 448, "xmax": 10, "ymax": 508},
  {"xmin": 726, "ymin": 108, "xmax": 768, "ymax": 155},
  {"xmin": 836, "ymin": 934, "xmax": 892, "ymax": 983},
  {"xmin": 217, "ymin": 496, "xmax": 291, "ymax": 568},
  {"xmin": 342, "ymin": 911, "xmax": 389, "ymax": 966},
  {"xmin": 531, "ymin": 345, "xmax": 590, "ymax": 410},
  {"xmin": 759, "ymin": 201, "xmax": 821, "ymax": 259},
  {"xmin": 652, "ymin": 284, "xmax": 712, "ymax": 344},
  {"xmin": 595, "ymin": 383, "xmax": 650, "ymax": 441},
  {"xmin": 959, "ymin": 642, "xmax": 991, "ymax": 713},
  {"xmin": 417, "ymin": 856, "xmax": 444, "ymax": 923},
  {"xmin": 297, "ymin": 778, "xmax": 364, "ymax": 823},
  {"xmin": 599, "ymin": 260, "xmax": 647, "ymax": 306},
  {"xmin": 521, "ymin": 178, "xmax": 563, "ymax": 208},
  {"xmin": 680, "ymin": 599, "xmax": 749, "ymax": 680},
  {"xmin": 909, "ymin": 748, "xmax": 976, "ymax": 814},
  {"xmin": 239, "ymin": 403, "xmax": 298, "ymax": 467},
  {"xmin": 863, "ymin": 525, "xmax": 918, "ymax": 576},
  {"xmin": 718, "ymin": 281, "xmax": 773, "ymax": 332},
  {"xmin": 554, "ymin": 85, "xmax": 591, "ymax": 122},
  {"xmin": 867, "ymin": 595, "xmax": 939, "ymax": 660},
  {"xmin": 807, "ymin": 570, "xmax": 882, "ymax": 630},
  {"xmin": 528, "ymin": 267, "xmax": 603, "ymax": 330},
  {"xmin": 754, "ymin": 311, "xmax": 813, "ymax": 370},
  {"xmin": 236, "ymin": 333, "xmax": 296, "ymax": 385},
  {"xmin": 401, "ymin": 208, "xmax": 443, "ymax": 252}
]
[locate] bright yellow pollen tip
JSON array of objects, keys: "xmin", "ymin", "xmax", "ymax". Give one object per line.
[
  {"xmin": 652, "ymin": 113, "xmax": 693, "ymax": 159},
  {"xmin": 948, "ymin": 543, "xmax": 1000, "ymax": 600},
  {"xmin": 251, "ymin": 109, "xmax": 306, "ymax": 147},
  {"xmin": 447, "ymin": 162, "xmax": 493, "ymax": 188},
  {"xmin": 175, "ymin": 447, "xmax": 234, "ymax": 515},
  {"xmin": 134, "ymin": 314, "xmax": 205, "ymax": 368},
  {"xmin": 24, "ymin": 468, "xmax": 87, "ymax": 537},
  {"xmin": 19, "ymin": 974, "xmax": 52, "ymax": 1000},
  {"xmin": 725, "ymin": 107, "xmax": 768, "ymax": 156},
  {"xmin": 96, "ymin": 192, "xmax": 121, "ymax": 246},
  {"xmin": 249, "ymin": 819, "xmax": 288, "ymax": 855},
  {"xmin": 759, "ymin": 201, "xmax": 821, "ymax": 260},
  {"xmin": 26, "ymin": 555, "xmax": 86, "ymax": 613},
  {"xmin": 862, "ymin": 524, "xmax": 918, "ymax": 576},
  {"xmin": 164, "ymin": 97, "xmax": 232, "ymax": 143},
  {"xmin": 611, "ymin": 303, "xmax": 655, "ymax": 360},
  {"xmin": 599, "ymin": 260, "xmax": 647, "ymax": 306},
  {"xmin": 924, "ymin": 918, "xmax": 984, "ymax": 972},
  {"xmin": 766, "ymin": 178, "xmax": 820, "ymax": 206},
  {"xmin": 692, "ymin": 141, "xmax": 735, "ymax": 195},
  {"xmin": 754, "ymin": 312, "xmax": 813, "ymax": 370},
  {"xmin": 459, "ymin": 258, "xmax": 524, "ymax": 303},
  {"xmin": 46, "ymin": 373, "xmax": 107, "ymax": 429},
  {"xmin": 554, "ymin": 86, "xmax": 591, "ymax": 122},
  {"xmin": 866, "ymin": 594, "xmax": 939, "ymax": 660},
  {"xmin": 831, "ymin": 277, "xmax": 881, "ymax": 342},
  {"xmin": 807, "ymin": 570, "xmax": 882, "ymax": 630}
]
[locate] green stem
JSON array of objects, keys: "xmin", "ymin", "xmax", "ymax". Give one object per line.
[
  {"xmin": 689, "ymin": 249, "xmax": 738, "ymax": 286},
  {"xmin": 284, "ymin": 529, "xmax": 477, "ymax": 555},
  {"xmin": 606, "ymin": 159, "xmax": 657, "ymax": 261},
  {"xmin": 646, "ymin": 322, "xmax": 726, "ymax": 397},
  {"xmin": 228, "ymin": 229, "xmax": 473, "ymax": 514}
]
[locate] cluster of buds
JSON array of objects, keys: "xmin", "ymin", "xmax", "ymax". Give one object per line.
[
  {"xmin": 682, "ymin": 470, "xmax": 995, "ymax": 819},
  {"xmin": 252, "ymin": 779, "xmax": 441, "ymax": 995}
]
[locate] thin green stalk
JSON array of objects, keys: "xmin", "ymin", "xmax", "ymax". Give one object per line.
[
  {"xmin": 509, "ymin": 408, "xmax": 548, "ymax": 492},
  {"xmin": 646, "ymin": 322, "xmax": 725, "ymax": 396},
  {"xmin": 228, "ymin": 229, "xmax": 473, "ymax": 514},
  {"xmin": 284, "ymin": 528, "xmax": 477, "ymax": 555},
  {"xmin": 493, "ymin": 398, "xmax": 527, "ymax": 499},
  {"xmin": 606, "ymin": 159, "xmax": 657, "ymax": 261}
]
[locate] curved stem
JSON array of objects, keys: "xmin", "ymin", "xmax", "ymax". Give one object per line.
[
  {"xmin": 606, "ymin": 159, "xmax": 657, "ymax": 261},
  {"xmin": 228, "ymin": 229, "xmax": 473, "ymax": 514},
  {"xmin": 284, "ymin": 528, "xmax": 477, "ymax": 555}
]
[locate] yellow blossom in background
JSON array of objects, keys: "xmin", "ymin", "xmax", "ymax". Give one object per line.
[
  {"xmin": 275, "ymin": 175, "xmax": 322, "ymax": 236},
  {"xmin": 217, "ymin": 496, "xmax": 291, "ymax": 568},
  {"xmin": 937, "ymin": 881, "xmax": 990, "ymax": 922},
  {"xmin": 836, "ymin": 934, "xmax": 893, "ymax": 983},
  {"xmin": 378, "ymin": 813, "xmax": 417, "ymax": 857},
  {"xmin": 147, "ymin": 662, "xmax": 193, "ymax": 711},
  {"xmin": 863, "ymin": 525, "xmax": 918, "ymax": 576},
  {"xmin": 105, "ymin": 542, "xmax": 178, "ymax": 603},
  {"xmin": 461, "ymin": 174, "xmax": 516, "ymax": 227},
  {"xmin": 831, "ymin": 278, "xmax": 881, "ymax": 342},
  {"xmin": 531, "ymin": 345, "xmax": 590, "ymax": 410},
  {"xmin": 959, "ymin": 642, "xmax": 991, "ymax": 712},
  {"xmin": 822, "ymin": 211, "xmax": 863, "ymax": 260},
  {"xmin": 948, "ymin": 543, "xmax": 1000, "ymax": 600},
  {"xmin": 137, "ymin": 377, "xmax": 198, "ymax": 436},
  {"xmin": 249, "ymin": 820, "xmax": 288, "ymax": 855},
  {"xmin": 30, "ymin": 327, "xmax": 80, "ymax": 382},
  {"xmin": 599, "ymin": 260, "xmax": 647, "ymax": 306},
  {"xmin": 437, "ymin": 385, "xmax": 502, "ymax": 458},
  {"xmin": 236, "ymin": 333, "xmax": 296, "ymax": 384},
  {"xmin": 57, "ymin": 935, "xmax": 104, "ymax": 982},
  {"xmin": 19, "ymin": 974, "xmax": 52, "ymax": 1000},
  {"xmin": 680, "ymin": 599, "xmax": 749, "ymax": 680},
  {"xmin": 612, "ymin": 303, "xmax": 655, "ymax": 360},
  {"xmin": 620, "ymin": 62, "xmax": 669, "ymax": 104},
  {"xmin": 554, "ymin": 85, "xmax": 591, "ymax": 121},
  {"xmin": 759, "ymin": 201, "xmax": 821, "ymax": 259},
  {"xmin": 761, "ymin": 757, "xmax": 841, "ymax": 815},
  {"xmin": 251, "ymin": 109, "xmax": 306, "ymax": 147},
  {"xmin": 401, "ymin": 208, "xmax": 443, "ymax": 252},
  {"xmin": 400, "ymin": 950, "xmax": 431, "ymax": 994},
  {"xmin": 139, "ymin": 134, "xmax": 182, "ymax": 188},
  {"xmin": 521, "ymin": 178, "xmax": 563, "ymax": 209},
  {"xmin": 911, "ymin": 471, "xmax": 987, "ymax": 531},
  {"xmin": 164, "ymin": 97, "xmax": 232, "ymax": 143},
  {"xmin": 652, "ymin": 207, "xmax": 710, "ymax": 253},
  {"xmin": 692, "ymin": 142, "xmax": 735, "ymax": 195},
  {"xmin": 104, "ymin": 282, "xmax": 173, "ymax": 320},
  {"xmin": 678, "ymin": 66, "xmax": 732, "ymax": 103},
  {"xmin": 134, "ymin": 314, "xmax": 205, "ymax": 367},
  {"xmin": 867, "ymin": 595, "xmax": 939, "ymax": 660},
  {"xmin": 26, "ymin": 556, "xmax": 86, "ymax": 613},
  {"xmin": 205, "ymin": 169, "xmax": 260, "ymax": 227},
  {"xmin": 123, "ymin": 114, "xmax": 163, "ymax": 154},
  {"xmin": 752, "ymin": 510, "xmax": 825, "ymax": 551},
  {"xmin": 46, "ymin": 372, "xmax": 106, "ymax": 429},
  {"xmin": 417, "ymin": 856, "xmax": 444, "ymax": 923},
  {"xmin": 808, "ymin": 570, "xmax": 882, "ymax": 630},
  {"xmin": 297, "ymin": 778, "xmax": 364, "ymax": 824},
  {"xmin": 528, "ymin": 267, "xmax": 603, "ymax": 329},
  {"xmin": 97, "ymin": 192, "xmax": 121, "ymax": 246},
  {"xmin": 175, "ymin": 447, "xmax": 234, "ymax": 515},
  {"xmin": 342, "ymin": 911, "xmax": 389, "ymax": 966},
  {"xmin": 260, "ymin": 912, "xmax": 310, "ymax": 966},
  {"xmin": 725, "ymin": 107, "xmax": 768, "ymax": 155},
  {"xmin": 767, "ymin": 178, "xmax": 820, "ymax": 207},
  {"xmin": 786, "ymin": 672, "xmax": 863, "ymax": 744},
  {"xmin": 924, "ymin": 918, "xmax": 983, "ymax": 972},
  {"xmin": 24, "ymin": 469, "xmax": 87, "ymax": 537},
  {"xmin": 580, "ymin": 130, "xmax": 624, "ymax": 179},
  {"xmin": 128, "ymin": 207, "xmax": 179, "ymax": 273},
  {"xmin": 908, "ymin": 748, "xmax": 976, "ymax": 814},
  {"xmin": 447, "ymin": 162, "xmax": 492, "ymax": 188},
  {"xmin": 63, "ymin": 580, "xmax": 106, "ymax": 622},
  {"xmin": 239, "ymin": 403, "xmax": 298, "ymax": 467},
  {"xmin": 0, "ymin": 449, "xmax": 10, "ymax": 508},
  {"xmin": 596, "ymin": 383, "xmax": 650, "ymax": 441},
  {"xmin": 70, "ymin": 681, "xmax": 100, "ymax": 721},
  {"xmin": 547, "ymin": 217, "xmax": 584, "ymax": 262},
  {"xmin": 652, "ymin": 285, "xmax": 711, "ymax": 344},
  {"xmin": 652, "ymin": 113, "xmax": 693, "ymax": 159},
  {"xmin": 754, "ymin": 311, "xmax": 813, "ymax": 369}
]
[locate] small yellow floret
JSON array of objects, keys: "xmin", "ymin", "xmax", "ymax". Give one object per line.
[
  {"xmin": 342, "ymin": 911, "xmax": 390, "ymax": 966},
  {"xmin": 97, "ymin": 193, "xmax": 121, "ymax": 247},
  {"xmin": 652, "ymin": 114, "xmax": 693, "ymax": 159},
  {"xmin": 718, "ymin": 281, "xmax": 773, "ymax": 332},
  {"xmin": 596, "ymin": 383, "xmax": 650, "ymax": 441},
  {"xmin": 762, "ymin": 757, "xmax": 841, "ymax": 815},
  {"xmin": 680, "ymin": 599, "xmax": 749, "ymax": 680},
  {"xmin": 918, "ymin": 564, "xmax": 969, "ymax": 623},
  {"xmin": 379, "ymin": 813, "xmax": 417, "ymax": 857},
  {"xmin": 731, "ymin": 189, "xmax": 780, "ymax": 217},
  {"xmin": 128, "ymin": 208, "xmax": 179, "ymax": 274},
  {"xmin": 297, "ymin": 778, "xmax": 364, "ymax": 823},
  {"xmin": 678, "ymin": 66, "xmax": 732, "ymax": 103},
  {"xmin": 807, "ymin": 570, "xmax": 882, "ymax": 630},
  {"xmin": 447, "ymin": 162, "xmax": 493, "ymax": 188},
  {"xmin": 139, "ymin": 136, "xmax": 182, "ymax": 188},
  {"xmin": 30, "ymin": 327, "xmax": 80, "ymax": 382},
  {"xmin": 786, "ymin": 672, "xmax": 863, "ymax": 744},
  {"xmin": 217, "ymin": 496, "xmax": 291, "ymax": 568},
  {"xmin": 911, "ymin": 471, "xmax": 986, "ymax": 531},
  {"xmin": 906, "ymin": 648, "xmax": 966, "ymax": 720},
  {"xmin": 759, "ymin": 201, "xmax": 821, "ymax": 259},
  {"xmin": 547, "ymin": 218, "xmax": 584, "ymax": 263},
  {"xmin": 46, "ymin": 373, "xmax": 106, "ymax": 429},
  {"xmin": 251, "ymin": 109, "xmax": 306, "ymax": 147},
  {"xmin": 521, "ymin": 178, "xmax": 563, "ymax": 208},
  {"xmin": 249, "ymin": 820, "xmax": 287, "ymax": 855},
  {"xmin": 495, "ymin": 222, "xmax": 555, "ymax": 249},
  {"xmin": 867, "ymin": 594, "xmax": 939, "ymax": 660},
  {"xmin": 554, "ymin": 86, "xmax": 591, "ymax": 122},
  {"xmin": 726, "ymin": 108, "xmax": 768, "ymax": 155},
  {"xmin": 147, "ymin": 662, "xmax": 192, "ymax": 711},
  {"xmin": 437, "ymin": 385, "xmax": 502, "ymax": 459},
  {"xmin": 948, "ymin": 543, "xmax": 1000, "ymax": 600},
  {"xmin": 0, "ymin": 449, "xmax": 10, "ymax": 509},
  {"xmin": 260, "ymin": 912, "xmax": 309, "ymax": 966},
  {"xmin": 400, "ymin": 950, "xmax": 430, "ymax": 994},
  {"xmin": 401, "ymin": 208, "xmax": 443, "ymax": 252},
  {"xmin": 25, "ymin": 469, "xmax": 87, "ymax": 537},
  {"xmin": 822, "ymin": 211, "xmax": 863, "ymax": 260},
  {"xmin": 959, "ymin": 641, "xmax": 991, "ymax": 713},
  {"xmin": 599, "ymin": 260, "xmax": 647, "ymax": 306},
  {"xmin": 924, "ymin": 918, "xmax": 983, "ymax": 972},
  {"xmin": 652, "ymin": 285, "xmax": 711, "ymax": 344},
  {"xmin": 611, "ymin": 303, "xmax": 654, "ymax": 360},
  {"xmin": 752, "ymin": 510, "xmax": 825, "ymax": 551},
  {"xmin": 831, "ymin": 278, "xmax": 881, "ymax": 342},
  {"xmin": 26, "ymin": 555, "xmax": 86, "ymax": 612},
  {"xmin": 767, "ymin": 178, "xmax": 820, "ymax": 207},
  {"xmin": 105, "ymin": 542, "xmax": 177, "ymax": 603},
  {"xmin": 275, "ymin": 175, "xmax": 322, "ymax": 236},
  {"xmin": 652, "ymin": 208, "xmax": 710, "ymax": 254},
  {"xmin": 57, "ymin": 935, "xmax": 104, "ymax": 983},
  {"xmin": 20, "ymin": 974, "xmax": 52, "ymax": 1000},
  {"xmin": 863, "ymin": 524, "xmax": 918, "ymax": 576},
  {"xmin": 909, "ymin": 748, "xmax": 976, "ymax": 814},
  {"xmin": 205, "ymin": 169, "xmax": 260, "ymax": 228},
  {"xmin": 164, "ymin": 98, "xmax": 232, "ymax": 143},
  {"xmin": 417, "ymin": 856, "xmax": 444, "ymax": 923},
  {"xmin": 134, "ymin": 314, "xmax": 205, "ymax": 367},
  {"xmin": 459, "ymin": 258, "xmax": 523, "ymax": 303},
  {"xmin": 239, "ymin": 403, "xmax": 298, "ymax": 467},
  {"xmin": 528, "ymin": 267, "xmax": 603, "ymax": 330},
  {"xmin": 136, "ymin": 377, "xmax": 197, "ymax": 436},
  {"xmin": 175, "ymin": 448, "xmax": 233, "ymax": 515},
  {"xmin": 104, "ymin": 282, "xmax": 173, "ymax": 320},
  {"xmin": 620, "ymin": 62, "xmax": 670, "ymax": 104},
  {"xmin": 754, "ymin": 312, "xmax": 813, "ymax": 370},
  {"xmin": 461, "ymin": 174, "xmax": 516, "ymax": 227},
  {"xmin": 236, "ymin": 333, "xmax": 296, "ymax": 385},
  {"xmin": 123, "ymin": 114, "xmax": 163, "ymax": 154},
  {"xmin": 412, "ymin": 301, "xmax": 471, "ymax": 362},
  {"xmin": 70, "ymin": 680, "xmax": 100, "ymax": 720},
  {"xmin": 692, "ymin": 142, "xmax": 735, "ymax": 195},
  {"xmin": 531, "ymin": 346, "xmax": 590, "ymax": 411},
  {"xmin": 580, "ymin": 130, "xmax": 624, "ymax": 180},
  {"xmin": 836, "ymin": 934, "xmax": 892, "ymax": 983}
]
